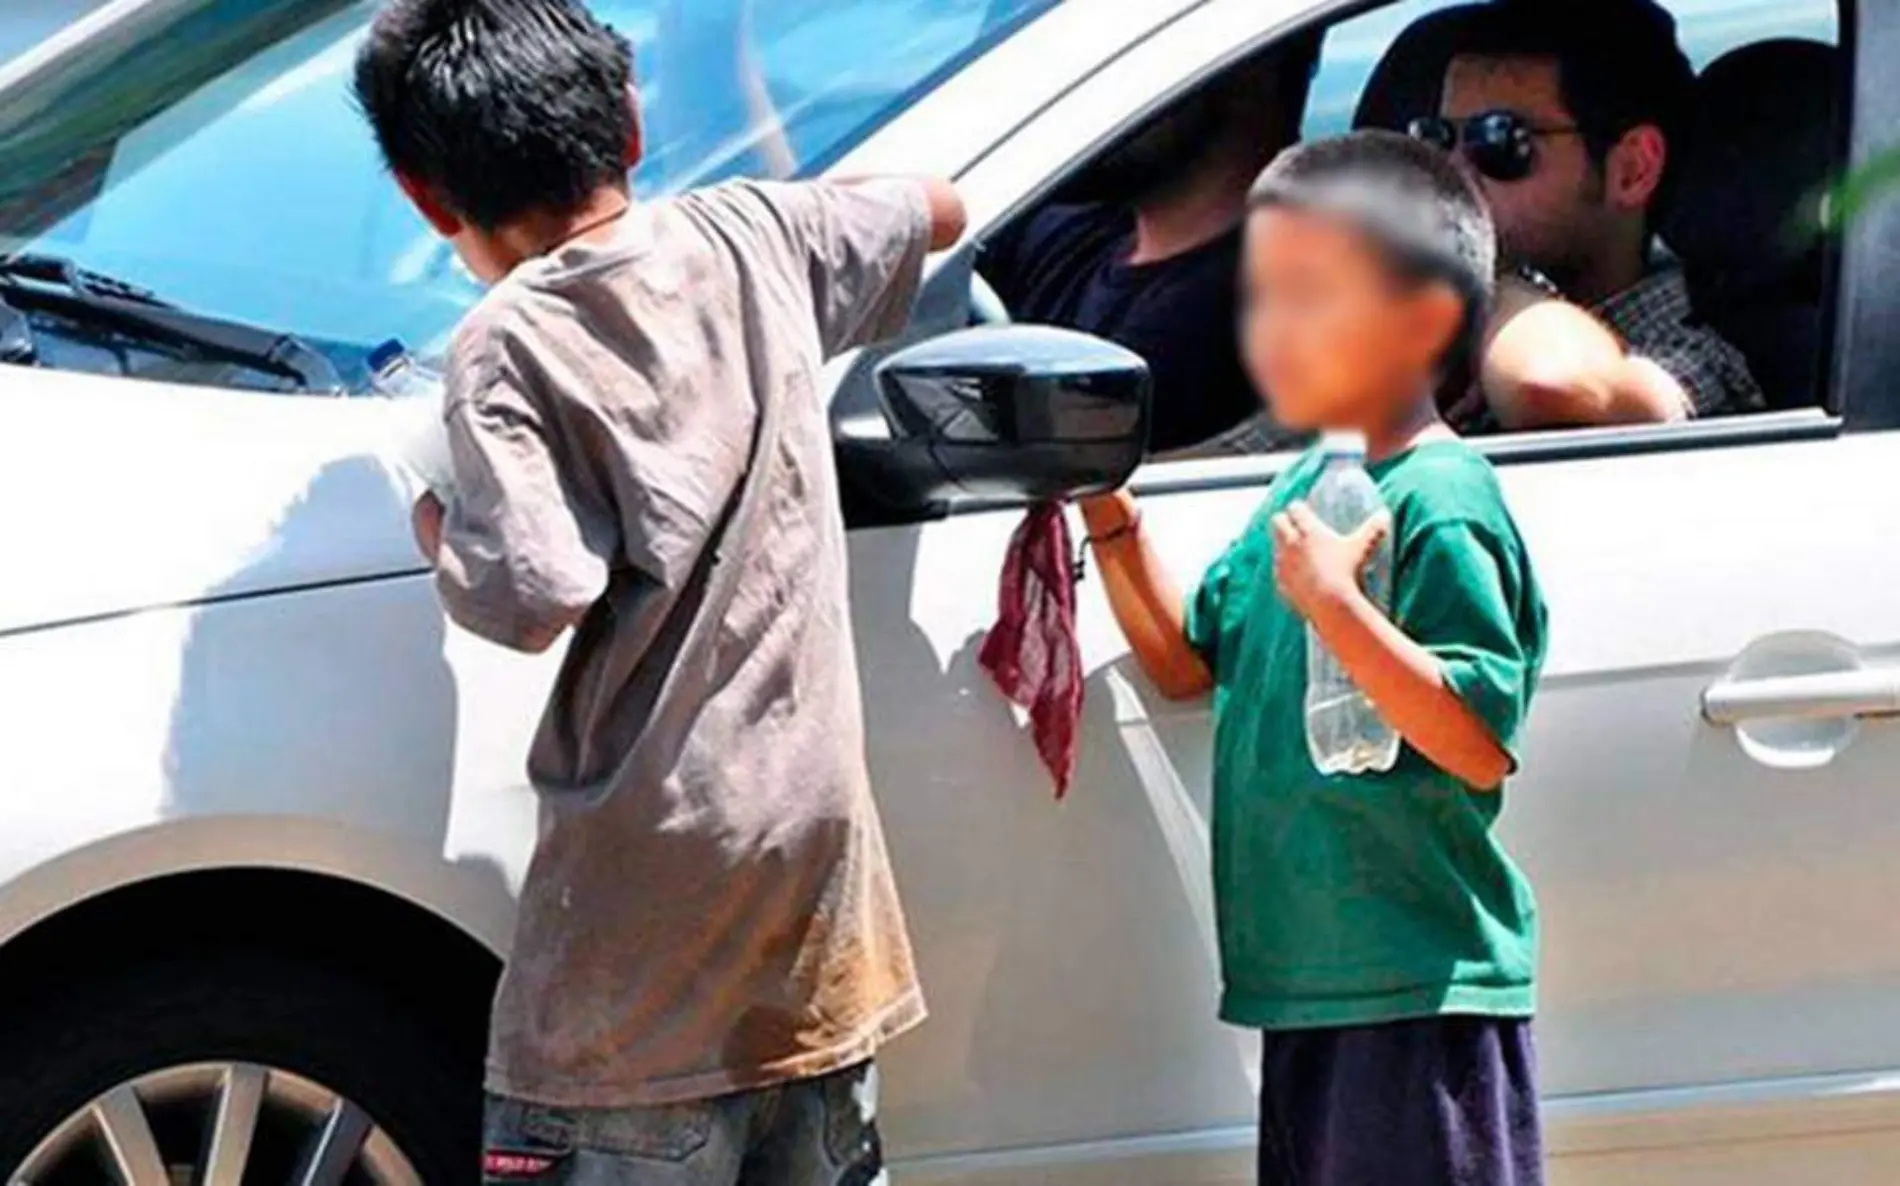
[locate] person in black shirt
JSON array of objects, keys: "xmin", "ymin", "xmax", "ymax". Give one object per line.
[{"xmin": 981, "ymin": 39, "xmax": 1319, "ymax": 456}]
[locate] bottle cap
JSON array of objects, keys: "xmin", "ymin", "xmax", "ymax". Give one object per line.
[
  {"xmin": 367, "ymin": 338, "xmax": 407, "ymax": 374},
  {"xmin": 1317, "ymin": 431, "xmax": 1367, "ymax": 458}
]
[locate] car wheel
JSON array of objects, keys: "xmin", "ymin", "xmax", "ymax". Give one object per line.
[{"xmin": 0, "ymin": 950, "xmax": 481, "ymax": 1184}]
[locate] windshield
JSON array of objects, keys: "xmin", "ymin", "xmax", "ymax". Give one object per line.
[{"xmin": 0, "ymin": 0, "xmax": 1056, "ymax": 366}]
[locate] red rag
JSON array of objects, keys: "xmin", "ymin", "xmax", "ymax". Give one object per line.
[{"xmin": 978, "ymin": 502, "xmax": 1083, "ymax": 798}]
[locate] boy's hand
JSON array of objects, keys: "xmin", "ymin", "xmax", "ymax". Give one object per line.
[
  {"xmin": 412, "ymin": 491, "xmax": 446, "ymax": 564},
  {"xmin": 1271, "ymin": 502, "xmax": 1390, "ymax": 621}
]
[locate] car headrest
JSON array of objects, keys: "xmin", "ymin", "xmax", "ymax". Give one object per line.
[
  {"xmin": 1352, "ymin": 4, "xmax": 1488, "ymax": 132},
  {"xmin": 1664, "ymin": 39, "xmax": 1842, "ymax": 298}
]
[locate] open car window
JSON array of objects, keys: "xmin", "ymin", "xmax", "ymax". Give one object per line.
[
  {"xmin": 1304, "ymin": 0, "xmax": 1839, "ymax": 142},
  {"xmin": 975, "ymin": 0, "xmax": 1849, "ymax": 469}
]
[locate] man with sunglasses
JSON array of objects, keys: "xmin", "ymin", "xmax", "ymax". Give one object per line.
[{"xmin": 1415, "ymin": 0, "xmax": 1763, "ymax": 433}]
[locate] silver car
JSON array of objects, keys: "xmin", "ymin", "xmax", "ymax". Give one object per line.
[{"xmin": 0, "ymin": 0, "xmax": 1891, "ymax": 1182}]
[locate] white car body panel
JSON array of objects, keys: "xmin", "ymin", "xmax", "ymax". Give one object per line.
[
  {"xmin": 850, "ymin": 425, "xmax": 1900, "ymax": 1181},
  {"xmin": 1, "ymin": 0, "xmax": 1896, "ymax": 1180}
]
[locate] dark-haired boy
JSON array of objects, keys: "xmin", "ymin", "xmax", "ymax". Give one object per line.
[
  {"xmin": 353, "ymin": 1, "xmax": 964, "ymax": 1181},
  {"xmin": 1083, "ymin": 131, "xmax": 1549, "ymax": 1185}
]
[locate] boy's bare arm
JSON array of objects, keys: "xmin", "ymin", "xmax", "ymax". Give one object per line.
[
  {"xmin": 412, "ymin": 491, "xmax": 445, "ymax": 562},
  {"xmin": 1272, "ymin": 505, "xmax": 1512, "ymax": 790},
  {"xmin": 1079, "ymin": 491, "xmax": 1213, "ymax": 701},
  {"xmin": 913, "ymin": 177, "xmax": 968, "ymax": 250},
  {"xmin": 415, "ymin": 483, "xmax": 572, "ymax": 654}
]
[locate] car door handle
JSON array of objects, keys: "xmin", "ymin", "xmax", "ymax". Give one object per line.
[{"xmin": 1703, "ymin": 668, "xmax": 1900, "ymax": 725}]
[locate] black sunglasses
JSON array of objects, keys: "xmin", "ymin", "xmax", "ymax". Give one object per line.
[{"xmin": 1407, "ymin": 110, "xmax": 1583, "ymax": 182}]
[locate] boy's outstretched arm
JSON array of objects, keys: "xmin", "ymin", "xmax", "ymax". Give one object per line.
[
  {"xmin": 831, "ymin": 175, "xmax": 967, "ymax": 249},
  {"xmin": 769, "ymin": 176, "xmax": 964, "ymax": 359},
  {"xmin": 1272, "ymin": 504, "xmax": 1513, "ymax": 790},
  {"xmin": 1079, "ymin": 491, "xmax": 1213, "ymax": 701},
  {"xmin": 912, "ymin": 177, "xmax": 968, "ymax": 250}
]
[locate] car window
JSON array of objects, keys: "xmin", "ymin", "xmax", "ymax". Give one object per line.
[
  {"xmin": 0, "ymin": 0, "xmax": 1058, "ymax": 377},
  {"xmin": 0, "ymin": 0, "xmax": 105, "ymax": 65},
  {"xmin": 958, "ymin": 0, "xmax": 1849, "ymax": 486},
  {"xmin": 1304, "ymin": 0, "xmax": 1839, "ymax": 141},
  {"xmin": 1289, "ymin": 0, "xmax": 1845, "ymax": 430}
]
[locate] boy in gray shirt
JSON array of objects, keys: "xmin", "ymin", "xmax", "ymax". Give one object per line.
[{"xmin": 354, "ymin": 1, "xmax": 964, "ymax": 1181}]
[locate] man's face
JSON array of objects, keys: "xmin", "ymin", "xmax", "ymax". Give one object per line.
[{"xmin": 1440, "ymin": 54, "xmax": 1605, "ymax": 284}]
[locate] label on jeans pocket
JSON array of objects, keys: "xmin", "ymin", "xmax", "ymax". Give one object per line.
[{"xmin": 483, "ymin": 1148, "xmax": 568, "ymax": 1179}]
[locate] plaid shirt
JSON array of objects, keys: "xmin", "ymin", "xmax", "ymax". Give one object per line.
[
  {"xmin": 1593, "ymin": 265, "xmax": 1764, "ymax": 418},
  {"xmin": 1442, "ymin": 263, "xmax": 1763, "ymax": 436}
]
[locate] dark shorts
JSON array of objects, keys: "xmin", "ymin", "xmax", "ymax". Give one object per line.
[{"xmin": 1258, "ymin": 1016, "xmax": 1542, "ymax": 1186}]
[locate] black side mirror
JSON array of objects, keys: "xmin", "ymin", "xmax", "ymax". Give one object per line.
[{"xmin": 870, "ymin": 326, "xmax": 1150, "ymax": 507}]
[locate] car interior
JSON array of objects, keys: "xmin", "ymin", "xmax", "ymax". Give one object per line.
[{"xmin": 976, "ymin": 0, "xmax": 1848, "ymax": 457}]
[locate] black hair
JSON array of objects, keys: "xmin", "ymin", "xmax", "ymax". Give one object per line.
[
  {"xmin": 1234, "ymin": 27, "xmax": 1326, "ymax": 144},
  {"xmin": 1455, "ymin": 0, "xmax": 1694, "ymax": 215},
  {"xmin": 1249, "ymin": 130, "xmax": 1497, "ymax": 379},
  {"xmin": 1064, "ymin": 30, "xmax": 1323, "ymax": 207},
  {"xmin": 353, "ymin": 0, "xmax": 634, "ymax": 231}
]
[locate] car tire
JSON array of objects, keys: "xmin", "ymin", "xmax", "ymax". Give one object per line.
[{"xmin": 0, "ymin": 948, "xmax": 482, "ymax": 1183}]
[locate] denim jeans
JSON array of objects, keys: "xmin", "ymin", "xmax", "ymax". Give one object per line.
[{"xmin": 482, "ymin": 1062, "xmax": 884, "ymax": 1186}]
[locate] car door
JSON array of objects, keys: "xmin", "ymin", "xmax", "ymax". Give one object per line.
[
  {"xmin": 830, "ymin": 5, "xmax": 1313, "ymax": 1176},
  {"xmin": 835, "ymin": 0, "xmax": 1900, "ymax": 1182}
]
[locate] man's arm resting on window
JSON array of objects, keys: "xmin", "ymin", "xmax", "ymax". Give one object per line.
[
  {"xmin": 1079, "ymin": 491, "xmax": 1213, "ymax": 700},
  {"xmin": 1479, "ymin": 278, "xmax": 1689, "ymax": 430}
]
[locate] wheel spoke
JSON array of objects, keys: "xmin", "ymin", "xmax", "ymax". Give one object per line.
[
  {"xmin": 27, "ymin": 1061, "xmax": 419, "ymax": 1186},
  {"xmin": 296, "ymin": 1099, "xmax": 373, "ymax": 1186},
  {"xmin": 90, "ymin": 1087, "xmax": 169, "ymax": 1186},
  {"xmin": 202, "ymin": 1064, "xmax": 266, "ymax": 1186},
  {"xmin": 363, "ymin": 1126, "xmax": 426, "ymax": 1186}
]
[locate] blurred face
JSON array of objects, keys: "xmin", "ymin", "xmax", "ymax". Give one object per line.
[
  {"xmin": 1440, "ymin": 54, "xmax": 1604, "ymax": 284},
  {"xmin": 1241, "ymin": 207, "xmax": 1462, "ymax": 432}
]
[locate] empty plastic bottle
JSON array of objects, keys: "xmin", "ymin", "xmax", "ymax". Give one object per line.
[
  {"xmin": 368, "ymin": 338, "xmax": 441, "ymax": 400},
  {"xmin": 1303, "ymin": 435, "xmax": 1400, "ymax": 775}
]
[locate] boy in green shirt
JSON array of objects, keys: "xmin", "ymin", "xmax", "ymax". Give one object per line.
[{"xmin": 1083, "ymin": 131, "xmax": 1549, "ymax": 1185}]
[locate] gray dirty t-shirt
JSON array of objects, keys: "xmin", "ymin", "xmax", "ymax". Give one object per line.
[{"xmin": 435, "ymin": 179, "xmax": 932, "ymax": 1107}]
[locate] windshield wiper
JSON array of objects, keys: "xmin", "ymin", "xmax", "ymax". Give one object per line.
[{"xmin": 0, "ymin": 253, "xmax": 343, "ymax": 391}]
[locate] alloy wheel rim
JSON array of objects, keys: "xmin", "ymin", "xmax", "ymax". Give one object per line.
[{"xmin": 13, "ymin": 1062, "xmax": 421, "ymax": 1186}]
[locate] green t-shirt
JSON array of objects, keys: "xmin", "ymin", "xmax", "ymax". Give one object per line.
[{"xmin": 1183, "ymin": 439, "xmax": 1549, "ymax": 1031}]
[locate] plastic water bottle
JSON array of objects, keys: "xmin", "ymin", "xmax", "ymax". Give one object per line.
[
  {"xmin": 368, "ymin": 338, "xmax": 441, "ymax": 400},
  {"xmin": 369, "ymin": 339, "xmax": 455, "ymax": 497},
  {"xmin": 1303, "ymin": 434, "xmax": 1400, "ymax": 775}
]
